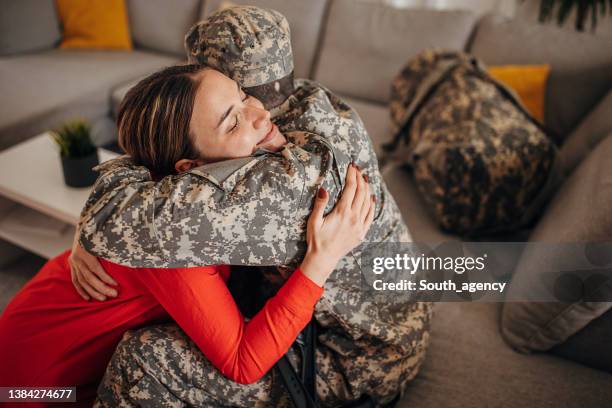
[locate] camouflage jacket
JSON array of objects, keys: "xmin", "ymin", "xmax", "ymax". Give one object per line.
[{"xmin": 79, "ymin": 79, "xmax": 431, "ymax": 400}]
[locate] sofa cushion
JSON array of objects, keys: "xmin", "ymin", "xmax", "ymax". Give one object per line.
[
  {"xmin": 559, "ymin": 90, "xmax": 612, "ymax": 177},
  {"xmin": 314, "ymin": 0, "xmax": 477, "ymax": 104},
  {"xmin": 469, "ymin": 14, "xmax": 612, "ymax": 139},
  {"xmin": 487, "ymin": 64, "xmax": 550, "ymax": 123},
  {"xmin": 127, "ymin": 0, "xmax": 201, "ymax": 56},
  {"xmin": 501, "ymin": 134, "xmax": 612, "ymax": 353},
  {"xmin": 200, "ymin": 0, "xmax": 329, "ymax": 79},
  {"xmin": 550, "ymin": 306, "xmax": 612, "ymax": 373},
  {"xmin": 397, "ymin": 302, "xmax": 612, "ymax": 408},
  {"xmin": 56, "ymin": 0, "xmax": 132, "ymax": 50},
  {"xmin": 0, "ymin": 49, "xmax": 178, "ymax": 151},
  {"xmin": 383, "ymin": 165, "xmax": 458, "ymax": 244},
  {"xmin": 341, "ymin": 96, "xmax": 394, "ymax": 158},
  {"xmin": 111, "ymin": 79, "xmax": 141, "ymax": 118},
  {"xmin": 0, "ymin": 0, "xmax": 61, "ymax": 56}
]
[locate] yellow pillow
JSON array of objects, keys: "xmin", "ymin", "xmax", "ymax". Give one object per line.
[
  {"xmin": 487, "ymin": 65, "xmax": 550, "ymax": 123},
  {"xmin": 56, "ymin": 0, "xmax": 132, "ymax": 50}
]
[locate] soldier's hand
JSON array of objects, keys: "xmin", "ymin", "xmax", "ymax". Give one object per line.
[
  {"xmin": 69, "ymin": 230, "xmax": 118, "ymax": 301},
  {"xmin": 300, "ymin": 163, "xmax": 375, "ymax": 286}
]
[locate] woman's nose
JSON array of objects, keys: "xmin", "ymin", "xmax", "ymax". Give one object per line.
[{"xmin": 249, "ymin": 106, "xmax": 271, "ymax": 129}]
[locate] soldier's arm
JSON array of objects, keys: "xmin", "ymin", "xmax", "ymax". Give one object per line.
[{"xmin": 78, "ymin": 143, "xmax": 336, "ymax": 268}]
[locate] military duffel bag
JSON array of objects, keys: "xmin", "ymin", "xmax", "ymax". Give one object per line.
[{"xmin": 384, "ymin": 49, "xmax": 561, "ymax": 237}]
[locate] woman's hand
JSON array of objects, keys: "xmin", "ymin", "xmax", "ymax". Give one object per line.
[
  {"xmin": 68, "ymin": 231, "xmax": 118, "ymax": 301},
  {"xmin": 300, "ymin": 163, "xmax": 375, "ymax": 286}
]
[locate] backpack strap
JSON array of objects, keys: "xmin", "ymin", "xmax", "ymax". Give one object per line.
[
  {"xmin": 277, "ymin": 319, "xmax": 318, "ymax": 408},
  {"xmin": 277, "ymin": 355, "xmax": 317, "ymax": 408},
  {"xmin": 277, "ymin": 319, "xmax": 400, "ymax": 408},
  {"xmin": 298, "ymin": 318, "xmax": 317, "ymax": 401},
  {"xmin": 384, "ymin": 57, "xmax": 463, "ymax": 155}
]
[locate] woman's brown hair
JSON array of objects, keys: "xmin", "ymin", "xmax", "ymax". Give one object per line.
[{"xmin": 117, "ymin": 64, "xmax": 207, "ymax": 177}]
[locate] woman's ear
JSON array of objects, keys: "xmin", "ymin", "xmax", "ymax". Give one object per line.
[{"xmin": 175, "ymin": 158, "xmax": 205, "ymax": 173}]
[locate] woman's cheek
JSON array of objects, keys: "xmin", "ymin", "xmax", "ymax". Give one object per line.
[{"xmin": 240, "ymin": 132, "xmax": 257, "ymax": 155}]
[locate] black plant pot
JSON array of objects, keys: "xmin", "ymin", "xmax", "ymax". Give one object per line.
[{"xmin": 60, "ymin": 151, "xmax": 99, "ymax": 188}]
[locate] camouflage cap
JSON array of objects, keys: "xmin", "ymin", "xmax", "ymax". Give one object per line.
[{"xmin": 185, "ymin": 5, "xmax": 294, "ymax": 88}]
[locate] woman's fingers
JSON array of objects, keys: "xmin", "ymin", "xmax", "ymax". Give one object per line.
[
  {"xmin": 362, "ymin": 196, "xmax": 376, "ymax": 239},
  {"xmin": 81, "ymin": 266, "xmax": 117, "ymax": 299},
  {"xmin": 69, "ymin": 240, "xmax": 118, "ymax": 300},
  {"xmin": 309, "ymin": 187, "xmax": 329, "ymax": 227},
  {"xmin": 358, "ymin": 174, "xmax": 371, "ymax": 219},
  {"xmin": 72, "ymin": 257, "xmax": 114, "ymax": 301},
  {"xmin": 337, "ymin": 164, "xmax": 358, "ymax": 211},
  {"xmin": 361, "ymin": 192, "xmax": 373, "ymax": 224},
  {"xmin": 75, "ymin": 269, "xmax": 106, "ymax": 301},
  {"xmin": 74, "ymin": 283, "xmax": 90, "ymax": 301},
  {"xmin": 352, "ymin": 168, "xmax": 367, "ymax": 211},
  {"xmin": 70, "ymin": 267, "xmax": 90, "ymax": 301},
  {"xmin": 84, "ymin": 256, "xmax": 118, "ymax": 286}
]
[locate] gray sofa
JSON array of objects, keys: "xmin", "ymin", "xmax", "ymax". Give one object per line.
[{"xmin": 1, "ymin": 0, "xmax": 611, "ymax": 406}]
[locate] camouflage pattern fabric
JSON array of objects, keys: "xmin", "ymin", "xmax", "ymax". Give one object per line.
[
  {"xmin": 80, "ymin": 6, "xmax": 432, "ymax": 406},
  {"xmin": 185, "ymin": 6, "xmax": 293, "ymax": 88},
  {"xmin": 386, "ymin": 49, "xmax": 559, "ymax": 237},
  {"xmin": 94, "ymin": 324, "xmax": 295, "ymax": 407},
  {"xmin": 95, "ymin": 321, "xmax": 428, "ymax": 407}
]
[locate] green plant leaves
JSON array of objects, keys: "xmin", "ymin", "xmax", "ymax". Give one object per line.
[
  {"xmin": 536, "ymin": 0, "xmax": 610, "ymax": 31},
  {"xmin": 50, "ymin": 119, "xmax": 96, "ymax": 158}
]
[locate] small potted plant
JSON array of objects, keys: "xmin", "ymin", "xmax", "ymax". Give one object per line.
[{"xmin": 51, "ymin": 119, "xmax": 99, "ymax": 187}]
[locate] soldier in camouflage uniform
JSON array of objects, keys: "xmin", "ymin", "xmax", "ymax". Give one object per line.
[{"xmin": 81, "ymin": 6, "xmax": 432, "ymax": 407}]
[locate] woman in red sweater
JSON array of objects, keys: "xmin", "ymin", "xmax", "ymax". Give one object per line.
[{"xmin": 0, "ymin": 64, "xmax": 376, "ymax": 406}]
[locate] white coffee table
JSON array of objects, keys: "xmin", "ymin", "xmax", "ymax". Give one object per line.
[{"xmin": 0, "ymin": 133, "xmax": 118, "ymax": 259}]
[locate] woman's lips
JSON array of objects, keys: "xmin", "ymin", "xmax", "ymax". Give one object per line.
[{"xmin": 257, "ymin": 123, "xmax": 277, "ymax": 147}]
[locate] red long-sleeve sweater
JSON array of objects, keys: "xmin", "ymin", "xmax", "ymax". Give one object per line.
[{"xmin": 0, "ymin": 250, "xmax": 322, "ymax": 407}]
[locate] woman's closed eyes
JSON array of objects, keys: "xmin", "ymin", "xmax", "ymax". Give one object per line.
[{"xmin": 230, "ymin": 90, "xmax": 251, "ymax": 133}]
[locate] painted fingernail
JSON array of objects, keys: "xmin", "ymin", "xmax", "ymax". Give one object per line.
[{"xmin": 318, "ymin": 187, "xmax": 326, "ymax": 198}]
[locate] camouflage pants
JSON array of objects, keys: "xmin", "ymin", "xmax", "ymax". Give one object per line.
[{"xmin": 94, "ymin": 324, "xmax": 359, "ymax": 408}]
